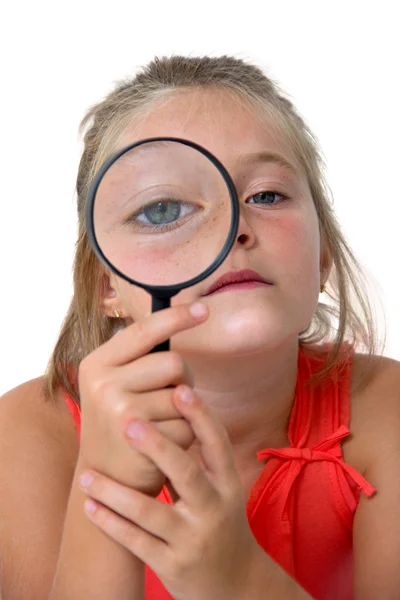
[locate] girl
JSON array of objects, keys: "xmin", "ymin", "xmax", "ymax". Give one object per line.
[{"xmin": 1, "ymin": 55, "xmax": 399, "ymax": 600}]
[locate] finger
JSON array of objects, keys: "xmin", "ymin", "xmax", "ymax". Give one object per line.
[
  {"xmin": 154, "ymin": 418, "xmax": 195, "ymax": 450},
  {"xmin": 95, "ymin": 302, "xmax": 209, "ymax": 366},
  {"xmin": 118, "ymin": 350, "xmax": 194, "ymax": 392},
  {"xmin": 101, "ymin": 385, "xmax": 196, "ymax": 447},
  {"xmin": 172, "ymin": 386, "xmax": 238, "ymax": 491},
  {"xmin": 83, "ymin": 497, "xmax": 172, "ymax": 572},
  {"xmin": 79, "ymin": 470, "xmax": 179, "ymax": 542},
  {"xmin": 117, "ymin": 413, "xmax": 195, "ymax": 453},
  {"xmin": 124, "ymin": 420, "xmax": 215, "ymax": 509},
  {"xmin": 136, "ymin": 387, "xmax": 194, "ymax": 421}
]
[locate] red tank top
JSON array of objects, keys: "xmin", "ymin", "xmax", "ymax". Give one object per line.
[{"xmin": 63, "ymin": 346, "xmax": 375, "ymax": 600}]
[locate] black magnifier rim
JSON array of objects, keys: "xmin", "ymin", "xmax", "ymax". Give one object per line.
[{"xmin": 86, "ymin": 137, "xmax": 239, "ymax": 298}]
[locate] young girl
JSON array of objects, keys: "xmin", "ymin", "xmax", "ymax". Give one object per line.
[{"xmin": 1, "ymin": 55, "xmax": 399, "ymax": 600}]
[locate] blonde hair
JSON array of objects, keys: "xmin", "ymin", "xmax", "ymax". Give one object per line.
[{"xmin": 44, "ymin": 55, "xmax": 380, "ymax": 405}]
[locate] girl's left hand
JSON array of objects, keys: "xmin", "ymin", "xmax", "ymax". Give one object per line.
[{"xmin": 79, "ymin": 384, "xmax": 263, "ymax": 600}]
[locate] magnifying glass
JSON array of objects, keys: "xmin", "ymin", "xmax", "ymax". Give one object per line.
[{"xmin": 86, "ymin": 137, "xmax": 239, "ymax": 352}]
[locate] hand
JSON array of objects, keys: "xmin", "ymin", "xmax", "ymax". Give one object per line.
[
  {"xmin": 77, "ymin": 301, "xmax": 209, "ymax": 496},
  {"xmin": 79, "ymin": 385, "xmax": 262, "ymax": 600}
]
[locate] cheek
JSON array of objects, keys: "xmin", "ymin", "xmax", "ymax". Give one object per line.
[
  {"xmin": 260, "ymin": 211, "xmax": 320, "ymax": 280},
  {"xmin": 117, "ymin": 218, "xmax": 229, "ymax": 288}
]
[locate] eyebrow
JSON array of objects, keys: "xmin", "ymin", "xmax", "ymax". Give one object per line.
[{"xmin": 233, "ymin": 151, "xmax": 299, "ymax": 177}]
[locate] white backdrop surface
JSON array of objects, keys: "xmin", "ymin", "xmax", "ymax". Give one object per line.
[{"xmin": 1, "ymin": 0, "xmax": 399, "ymax": 395}]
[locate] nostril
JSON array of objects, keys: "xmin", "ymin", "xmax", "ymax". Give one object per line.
[{"xmin": 237, "ymin": 233, "xmax": 249, "ymax": 244}]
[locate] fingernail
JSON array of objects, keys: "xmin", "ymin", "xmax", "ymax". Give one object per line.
[
  {"xmin": 79, "ymin": 472, "xmax": 94, "ymax": 487},
  {"xmin": 189, "ymin": 302, "xmax": 208, "ymax": 319},
  {"xmin": 126, "ymin": 421, "xmax": 146, "ymax": 440},
  {"xmin": 179, "ymin": 386, "xmax": 194, "ymax": 404}
]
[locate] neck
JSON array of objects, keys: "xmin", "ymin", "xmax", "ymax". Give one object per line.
[{"xmin": 183, "ymin": 338, "xmax": 299, "ymax": 463}]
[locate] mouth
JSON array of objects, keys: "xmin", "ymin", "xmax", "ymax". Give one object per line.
[{"xmin": 202, "ymin": 269, "xmax": 273, "ymax": 297}]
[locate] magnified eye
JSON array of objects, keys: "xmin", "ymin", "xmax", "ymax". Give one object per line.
[
  {"xmin": 125, "ymin": 199, "xmax": 200, "ymax": 232},
  {"xmin": 247, "ymin": 191, "xmax": 286, "ymax": 205},
  {"xmin": 140, "ymin": 200, "xmax": 184, "ymax": 225}
]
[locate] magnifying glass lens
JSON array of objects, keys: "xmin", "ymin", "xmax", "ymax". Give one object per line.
[{"xmin": 93, "ymin": 140, "xmax": 233, "ymax": 287}]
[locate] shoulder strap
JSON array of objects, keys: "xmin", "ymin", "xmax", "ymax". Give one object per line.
[
  {"xmin": 288, "ymin": 344, "xmax": 353, "ymax": 447},
  {"xmin": 63, "ymin": 390, "xmax": 81, "ymax": 437}
]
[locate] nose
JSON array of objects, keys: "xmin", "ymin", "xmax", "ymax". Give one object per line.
[{"xmin": 235, "ymin": 211, "xmax": 257, "ymax": 248}]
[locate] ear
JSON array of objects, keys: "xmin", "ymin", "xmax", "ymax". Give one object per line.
[{"xmin": 99, "ymin": 271, "xmax": 122, "ymax": 318}]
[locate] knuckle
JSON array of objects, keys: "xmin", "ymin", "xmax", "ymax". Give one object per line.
[
  {"xmin": 95, "ymin": 505, "xmax": 111, "ymax": 530},
  {"xmin": 81, "ymin": 370, "xmax": 135, "ymax": 419},
  {"xmin": 133, "ymin": 496, "xmax": 151, "ymax": 522},
  {"xmin": 92, "ymin": 475, "xmax": 107, "ymax": 497},
  {"xmin": 184, "ymin": 365, "xmax": 195, "ymax": 387},
  {"xmin": 113, "ymin": 394, "xmax": 139, "ymax": 419},
  {"xmin": 172, "ymin": 419, "xmax": 196, "ymax": 448},
  {"xmin": 152, "ymin": 430, "xmax": 168, "ymax": 453},
  {"xmin": 167, "ymin": 305, "xmax": 192, "ymax": 334},
  {"xmin": 93, "ymin": 376, "xmax": 114, "ymax": 398},
  {"xmin": 79, "ymin": 357, "xmax": 108, "ymax": 395},
  {"xmin": 134, "ymin": 318, "xmax": 147, "ymax": 339},
  {"xmin": 167, "ymin": 351, "xmax": 186, "ymax": 378},
  {"xmin": 119, "ymin": 522, "xmax": 136, "ymax": 551},
  {"xmin": 180, "ymin": 461, "xmax": 201, "ymax": 487},
  {"xmin": 171, "ymin": 305, "xmax": 187, "ymax": 326},
  {"xmin": 91, "ymin": 378, "xmax": 124, "ymax": 414}
]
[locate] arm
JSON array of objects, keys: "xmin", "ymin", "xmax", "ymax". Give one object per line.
[
  {"xmin": 50, "ymin": 457, "xmax": 145, "ymax": 600},
  {"xmin": 352, "ymin": 357, "xmax": 400, "ymax": 599},
  {"xmin": 0, "ymin": 378, "xmax": 144, "ymax": 600}
]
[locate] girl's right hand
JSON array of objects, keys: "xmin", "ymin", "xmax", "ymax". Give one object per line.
[{"xmin": 77, "ymin": 302, "xmax": 209, "ymax": 497}]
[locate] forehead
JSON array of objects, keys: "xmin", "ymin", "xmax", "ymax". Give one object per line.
[{"xmin": 120, "ymin": 88, "xmax": 303, "ymax": 179}]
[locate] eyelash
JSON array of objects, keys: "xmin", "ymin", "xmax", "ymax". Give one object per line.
[
  {"xmin": 246, "ymin": 190, "xmax": 288, "ymax": 206},
  {"xmin": 124, "ymin": 200, "xmax": 200, "ymax": 233}
]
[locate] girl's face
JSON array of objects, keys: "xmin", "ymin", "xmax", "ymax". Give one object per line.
[{"xmin": 104, "ymin": 89, "xmax": 327, "ymax": 356}]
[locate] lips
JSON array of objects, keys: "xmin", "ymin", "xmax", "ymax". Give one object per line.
[{"xmin": 203, "ymin": 269, "xmax": 271, "ymax": 296}]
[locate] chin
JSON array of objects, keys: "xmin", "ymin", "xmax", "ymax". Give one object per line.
[
  {"xmin": 220, "ymin": 323, "xmax": 291, "ymax": 355},
  {"xmin": 178, "ymin": 306, "xmax": 299, "ymax": 356}
]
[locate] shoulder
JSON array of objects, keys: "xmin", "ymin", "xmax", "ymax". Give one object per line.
[
  {"xmin": 348, "ymin": 355, "xmax": 400, "ymax": 597},
  {"xmin": 0, "ymin": 376, "xmax": 79, "ymax": 463},
  {"xmin": 0, "ymin": 377, "xmax": 80, "ymax": 596},
  {"xmin": 0, "ymin": 374, "xmax": 80, "ymax": 503},
  {"xmin": 350, "ymin": 353, "xmax": 400, "ymax": 429},
  {"xmin": 346, "ymin": 353, "xmax": 400, "ymax": 474}
]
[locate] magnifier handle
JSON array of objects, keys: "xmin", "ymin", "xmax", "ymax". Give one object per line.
[
  {"xmin": 150, "ymin": 339, "xmax": 170, "ymax": 353},
  {"xmin": 150, "ymin": 295, "xmax": 171, "ymax": 354}
]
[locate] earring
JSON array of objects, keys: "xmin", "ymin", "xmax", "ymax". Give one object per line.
[
  {"xmin": 113, "ymin": 309, "xmax": 123, "ymax": 318},
  {"xmin": 320, "ymin": 284, "xmax": 326, "ymax": 294}
]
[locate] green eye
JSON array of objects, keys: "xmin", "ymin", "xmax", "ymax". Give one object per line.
[
  {"xmin": 141, "ymin": 201, "xmax": 181, "ymax": 225},
  {"xmin": 124, "ymin": 199, "xmax": 201, "ymax": 233}
]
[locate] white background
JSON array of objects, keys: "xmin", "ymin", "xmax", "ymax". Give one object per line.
[{"xmin": 1, "ymin": 0, "xmax": 399, "ymax": 395}]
